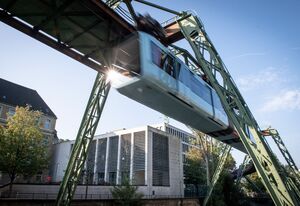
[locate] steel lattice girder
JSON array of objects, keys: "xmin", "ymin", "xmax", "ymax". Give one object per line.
[
  {"xmin": 262, "ymin": 129, "xmax": 300, "ymax": 185},
  {"xmin": 235, "ymin": 155, "xmax": 251, "ymax": 185},
  {"xmin": 203, "ymin": 144, "xmax": 231, "ymax": 206},
  {"xmin": 56, "ymin": 73, "xmax": 110, "ymax": 206},
  {"xmin": 178, "ymin": 14, "xmax": 298, "ymax": 206}
]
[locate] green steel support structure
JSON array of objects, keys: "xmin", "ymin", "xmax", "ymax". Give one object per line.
[
  {"xmin": 236, "ymin": 155, "xmax": 251, "ymax": 185},
  {"xmin": 203, "ymin": 144, "xmax": 231, "ymax": 206},
  {"xmin": 261, "ymin": 129, "xmax": 300, "ymax": 201},
  {"xmin": 55, "ymin": 73, "xmax": 110, "ymax": 206},
  {"xmin": 177, "ymin": 14, "xmax": 299, "ymax": 205},
  {"xmin": 261, "ymin": 129, "xmax": 300, "ymax": 186}
]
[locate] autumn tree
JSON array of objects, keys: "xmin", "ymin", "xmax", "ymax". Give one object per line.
[
  {"xmin": 184, "ymin": 147, "xmax": 206, "ymax": 195},
  {"xmin": 184, "ymin": 131, "xmax": 237, "ymax": 204},
  {"xmin": 241, "ymin": 172, "xmax": 266, "ymax": 196},
  {"xmin": 0, "ymin": 106, "xmax": 49, "ymax": 197}
]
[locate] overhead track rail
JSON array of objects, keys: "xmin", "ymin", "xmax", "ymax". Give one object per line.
[{"xmin": 0, "ymin": 0, "xmax": 135, "ymax": 73}]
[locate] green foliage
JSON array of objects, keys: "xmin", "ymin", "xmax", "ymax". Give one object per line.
[
  {"xmin": 184, "ymin": 131, "xmax": 240, "ymax": 205},
  {"xmin": 0, "ymin": 106, "xmax": 49, "ymax": 186},
  {"xmin": 184, "ymin": 147, "xmax": 206, "ymax": 185},
  {"xmin": 185, "ymin": 135, "xmax": 236, "ymax": 185},
  {"xmin": 111, "ymin": 178, "xmax": 144, "ymax": 206},
  {"xmin": 220, "ymin": 172, "xmax": 250, "ymax": 206},
  {"xmin": 242, "ymin": 172, "xmax": 266, "ymax": 195}
]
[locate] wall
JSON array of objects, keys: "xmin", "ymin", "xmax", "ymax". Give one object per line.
[
  {"xmin": 0, "ymin": 198, "xmax": 201, "ymax": 206},
  {"xmin": 48, "ymin": 125, "xmax": 184, "ymax": 197},
  {"xmin": 50, "ymin": 141, "xmax": 73, "ymax": 182},
  {"xmin": 0, "ymin": 184, "xmax": 186, "ymax": 199},
  {"xmin": 147, "ymin": 126, "xmax": 184, "ymax": 197}
]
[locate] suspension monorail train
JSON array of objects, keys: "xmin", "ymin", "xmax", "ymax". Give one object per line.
[{"xmin": 109, "ymin": 31, "xmax": 246, "ymax": 152}]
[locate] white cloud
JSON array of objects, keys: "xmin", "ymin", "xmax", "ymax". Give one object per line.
[
  {"xmin": 237, "ymin": 67, "xmax": 283, "ymax": 91},
  {"xmin": 260, "ymin": 89, "xmax": 300, "ymax": 112}
]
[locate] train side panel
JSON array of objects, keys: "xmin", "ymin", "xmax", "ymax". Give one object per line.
[{"xmin": 140, "ymin": 32, "xmax": 216, "ymax": 121}]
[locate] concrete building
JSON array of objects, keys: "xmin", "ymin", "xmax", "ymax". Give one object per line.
[
  {"xmin": 152, "ymin": 123, "xmax": 197, "ymax": 165},
  {"xmin": 0, "ymin": 78, "xmax": 58, "ymax": 184},
  {"xmin": 51, "ymin": 123, "xmax": 195, "ymax": 197}
]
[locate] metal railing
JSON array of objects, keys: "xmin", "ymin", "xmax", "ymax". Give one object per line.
[{"xmin": 0, "ymin": 192, "xmax": 188, "ymax": 200}]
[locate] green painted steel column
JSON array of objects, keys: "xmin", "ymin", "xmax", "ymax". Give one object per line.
[
  {"xmin": 178, "ymin": 14, "xmax": 298, "ymax": 205},
  {"xmin": 262, "ymin": 129, "xmax": 300, "ymax": 186},
  {"xmin": 203, "ymin": 144, "xmax": 231, "ymax": 206},
  {"xmin": 235, "ymin": 155, "xmax": 251, "ymax": 185},
  {"xmin": 56, "ymin": 72, "xmax": 110, "ymax": 206}
]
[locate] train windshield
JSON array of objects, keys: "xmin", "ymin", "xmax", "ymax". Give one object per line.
[{"xmin": 111, "ymin": 33, "xmax": 140, "ymax": 75}]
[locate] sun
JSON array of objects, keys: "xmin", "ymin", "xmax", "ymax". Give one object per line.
[
  {"xmin": 106, "ymin": 69, "xmax": 131, "ymax": 87},
  {"xmin": 107, "ymin": 70, "xmax": 122, "ymax": 83}
]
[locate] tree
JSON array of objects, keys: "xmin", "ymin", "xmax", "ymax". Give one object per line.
[
  {"xmin": 0, "ymin": 106, "xmax": 49, "ymax": 197},
  {"xmin": 184, "ymin": 147, "xmax": 206, "ymax": 195},
  {"xmin": 184, "ymin": 131, "xmax": 237, "ymax": 205},
  {"xmin": 242, "ymin": 172, "xmax": 266, "ymax": 195},
  {"xmin": 111, "ymin": 178, "xmax": 144, "ymax": 206}
]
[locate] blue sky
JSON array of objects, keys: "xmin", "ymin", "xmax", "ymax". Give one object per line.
[{"xmin": 1, "ymin": 1, "xmax": 300, "ymax": 166}]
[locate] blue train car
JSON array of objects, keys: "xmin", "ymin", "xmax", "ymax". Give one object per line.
[{"xmin": 109, "ymin": 31, "xmax": 245, "ymax": 152}]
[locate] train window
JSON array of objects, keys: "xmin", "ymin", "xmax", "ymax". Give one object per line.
[
  {"xmin": 151, "ymin": 41, "xmax": 164, "ymax": 68},
  {"xmin": 174, "ymin": 62, "xmax": 181, "ymax": 79},
  {"xmin": 162, "ymin": 55, "xmax": 176, "ymax": 78},
  {"xmin": 212, "ymin": 92, "xmax": 226, "ymax": 114},
  {"xmin": 113, "ymin": 33, "xmax": 140, "ymax": 74},
  {"xmin": 178, "ymin": 67, "xmax": 190, "ymax": 87},
  {"xmin": 204, "ymin": 85, "xmax": 213, "ymax": 105},
  {"xmin": 190, "ymin": 76, "xmax": 212, "ymax": 105},
  {"xmin": 150, "ymin": 41, "xmax": 178, "ymax": 79}
]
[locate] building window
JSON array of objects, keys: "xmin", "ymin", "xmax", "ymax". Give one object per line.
[
  {"xmin": 166, "ymin": 127, "xmax": 170, "ymax": 134},
  {"xmin": 109, "ymin": 172, "xmax": 116, "ymax": 185},
  {"xmin": 133, "ymin": 131, "xmax": 145, "ymax": 185},
  {"xmin": 44, "ymin": 119, "xmax": 51, "ymax": 130},
  {"xmin": 98, "ymin": 172, "xmax": 105, "ymax": 185},
  {"xmin": 96, "ymin": 138, "xmax": 107, "ymax": 182},
  {"xmin": 121, "ymin": 172, "xmax": 130, "ymax": 185},
  {"xmin": 85, "ymin": 140, "xmax": 96, "ymax": 184},
  {"xmin": 120, "ymin": 134, "xmax": 131, "ymax": 184},
  {"xmin": 36, "ymin": 174, "xmax": 42, "ymax": 183},
  {"xmin": 8, "ymin": 107, "xmax": 15, "ymax": 117},
  {"xmin": 107, "ymin": 136, "xmax": 118, "ymax": 185},
  {"xmin": 152, "ymin": 132, "xmax": 169, "ymax": 186},
  {"xmin": 182, "ymin": 143, "xmax": 189, "ymax": 153}
]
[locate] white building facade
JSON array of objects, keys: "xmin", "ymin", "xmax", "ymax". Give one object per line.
[{"xmin": 51, "ymin": 123, "xmax": 195, "ymax": 196}]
